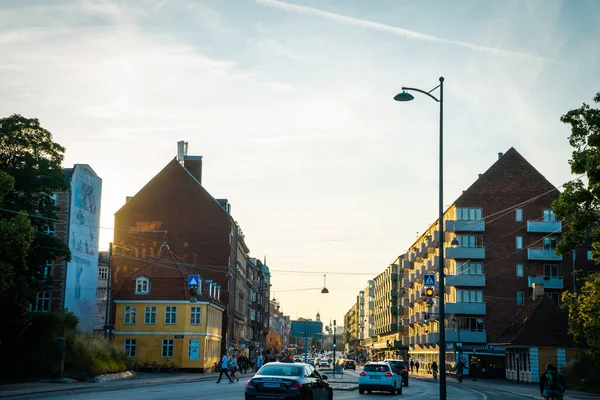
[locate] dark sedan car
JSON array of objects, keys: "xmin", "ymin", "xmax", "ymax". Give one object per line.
[
  {"xmin": 343, "ymin": 360, "xmax": 356, "ymax": 370},
  {"xmin": 385, "ymin": 359, "xmax": 409, "ymax": 386},
  {"xmin": 245, "ymin": 362, "xmax": 333, "ymax": 400}
]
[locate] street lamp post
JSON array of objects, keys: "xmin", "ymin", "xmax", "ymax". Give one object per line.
[{"xmin": 394, "ymin": 77, "xmax": 447, "ymax": 399}]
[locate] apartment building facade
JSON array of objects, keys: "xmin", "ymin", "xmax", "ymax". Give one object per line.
[
  {"xmin": 343, "ymin": 300, "xmax": 360, "ymax": 356},
  {"xmin": 400, "ymin": 148, "xmax": 597, "ymax": 377},
  {"xmin": 112, "ymin": 141, "xmax": 263, "ymax": 352},
  {"xmin": 359, "ymin": 280, "xmax": 375, "ymax": 360}
]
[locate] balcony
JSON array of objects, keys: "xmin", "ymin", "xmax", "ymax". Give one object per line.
[
  {"xmin": 390, "ymin": 323, "xmax": 398, "ymax": 332},
  {"xmin": 527, "ymin": 248, "xmax": 562, "ymax": 261},
  {"xmin": 391, "ymin": 273, "xmax": 399, "ymax": 281},
  {"xmin": 446, "ymin": 274, "xmax": 486, "ymax": 287},
  {"xmin": 402, "ymin": 318, "xmax": 410, "ymax": 326},
  {"xmin": 402, "ymin": 278, "xmax": 411, "ymax": 288},
  {"xmin": 426, "ymin": 231, "xmax": 439, "ymax": 249},
  {"xmin": 426, "ymin": 256, "xmax": 439, "ymax": 272},
  {"xmin": 528, "ymin": 275, "xmax": 564, "ymax": 289},
  {"xmin": 445, "ymin": 330, "xmax": 487, "ymax": 343},
  {"xmin": 390, "ymin": 306, "xmax": 398, "ymax": 314},
  {"xmin": 445, "ymin": 302, "xmax": 486, "ymax": 315},
  {"xmin": 445, "ymin": 247, "xmax": 486, "ymax": 259},
  {"xmin": 408, "ymin": 252, "xmax": 416, "ymax": 262},
  {"xmin": 445, "ymin": 219, "xmax": 485, "ymax": 232},
  {"xmin": 402, "ymin": 259, "xmax": 414, "ymax": 269},
  {"xmin": 527, "ymin": 220, "xmax": 562, "ymax": 233}
]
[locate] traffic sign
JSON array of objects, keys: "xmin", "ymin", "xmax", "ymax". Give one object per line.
[
  {"xmin": 424, "ymin": 273, "xmax": 436, "ymax": 287},
  {"xmin": 188, "ymin": 275, "xmax": 200, "ymax": 286}
]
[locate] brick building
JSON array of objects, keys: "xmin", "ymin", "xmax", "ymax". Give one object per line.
[
  {"xmin": 111, "ymin": 141, "xmax": 269, "ymax": 351},
  {"xmin": 358, "ymin": 148, "xmax": 598, "ymax": 378}
]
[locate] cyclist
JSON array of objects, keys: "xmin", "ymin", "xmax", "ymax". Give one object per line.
[{"xmin": 539, "ymin": 363, "xmax": 566, "ymax": 400}]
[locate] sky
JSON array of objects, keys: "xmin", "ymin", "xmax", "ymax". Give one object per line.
[{"xmin": 1, "ymin": 0, "xmax": 599, "ymax": 327}]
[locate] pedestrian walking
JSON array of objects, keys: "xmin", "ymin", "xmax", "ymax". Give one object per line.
[
  {"xmin": 432, "ymin": 361, "xmax": 438, "ymax": 379},
  {"xmin": 415, "ymin": 360, "xmax": 420, "ymax": 374},
  {"xmin": 216, "ymin": 352, "xmax": 233, "ymax": 384},
  {"xmin": 410, "ymin": 359, "xmax": 414, "ymax": 373},
  {"xmin": 540, "ymin": 363, "xmax": 566, "ymax": 400},
  {"xmin": 229, "ymin": 355, "xmax": 239, "ymax": 382},
  {"xmin": 256, "ymin": 353, "xmax": 264, "ymax": 372}
]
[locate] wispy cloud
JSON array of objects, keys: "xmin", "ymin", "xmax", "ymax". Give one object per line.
[{"xmin": 256, "ymin": 0, "xmax": 555, "ymax": 62}]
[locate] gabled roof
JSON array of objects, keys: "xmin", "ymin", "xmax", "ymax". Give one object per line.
[
  {"xmin": 494, "ymin": 294, "xmax": 577, "ymax": 348},
  {"xmin": 454, "ymin": 147, "xmax": 559, "ymax": 206},
  {"xmin": 114, "ymin": 250, "xmax": 223, "ymax": 305}
]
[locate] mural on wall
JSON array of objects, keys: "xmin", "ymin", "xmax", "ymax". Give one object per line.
[{"xmin": 64, "ymin": 165, "xmax": 102, "ymax": 333}]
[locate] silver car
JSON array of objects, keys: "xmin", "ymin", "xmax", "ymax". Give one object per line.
[{"xmin": 358, "ymin": 362, "xmax": 403, "ymax": 395}]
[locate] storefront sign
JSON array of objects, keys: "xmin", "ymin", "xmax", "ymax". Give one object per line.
[
  {"xmin": 461, "ymin": 344, "xmax": 505, "ymax": 355},
  {"xmin": 189, "ymin": 339, "xmax": 200, "ymax": 360}
]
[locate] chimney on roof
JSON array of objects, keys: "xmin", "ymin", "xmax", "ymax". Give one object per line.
[
  {"xmin": 176, "ymin": 140, "xmax": 203, "ymax": 184},
  {"xmin": 498, "ymin": 152, "xmax": 504, "ymax": 159},
  {"xmin": 532, "ymin": 283, "xmax": 544, "ymax": 300},
  {"xmin": 478, "ymin": 173, "xmax": 483, "ymax": 178}
]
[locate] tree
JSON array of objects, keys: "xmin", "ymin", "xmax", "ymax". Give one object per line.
[
  {"xmin": 562, "ymin": 273, "xmax": 600, "ymax": 355},
  {"xmin": 0, "ymin": 114, "xmax": 71, "ymax": 346},
  {"xmin": 553, "ymin": 92, "xmax": 600, "ymax": 354},
  {"xmin": 552, "ymin": 92, "xmax": 600, "ymax": 259}
]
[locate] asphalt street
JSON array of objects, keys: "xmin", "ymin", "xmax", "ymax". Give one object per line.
[{"xmin": 10, "ymin": 371, "xmax": 532, "ymax": 400}]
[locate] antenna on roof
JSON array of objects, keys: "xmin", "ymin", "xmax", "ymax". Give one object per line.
[{"xmin": 159, "ymin": 231, "xmax": 169, "ymax": 255}]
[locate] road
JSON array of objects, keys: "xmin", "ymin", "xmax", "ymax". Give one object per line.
[{"xmin": 12, "ymin": 371, "xmax": 530, "ymax": 400}]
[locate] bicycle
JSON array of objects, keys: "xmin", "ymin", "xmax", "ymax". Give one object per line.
[
  {"xmin": 134, "ymin": 360, "xmax": 155, "ymax": 372},
  {"xmin": 154, "ymin": 359, "xmax": 179, "ymax": 373}
]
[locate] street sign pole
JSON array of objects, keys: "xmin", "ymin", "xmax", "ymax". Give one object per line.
[{"xmin": 304, "ymin": 320, "xmax": 309, "ymax": 363}]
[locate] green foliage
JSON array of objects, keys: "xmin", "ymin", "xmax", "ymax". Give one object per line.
[
  {"xmin": 552, "ymin": 92, "xmax": 600, "ymax": 258},
  {"xmin": 1, "ymin": 312, "xmax": 79, "ymax": 380},
  {"xmin": 562, "ymin": 273, "xmax": 600, "ymax": 355},
  {"xmin": 563, "ymin": 352, "xmax": 600, "ymax": 394},
  {"xmin": 65, "ymin": 334, "xmax": 128, "ymax": 381},
  {"xmin": 0, "ymin": 114, "xmax": 71, "ymax": 355}
]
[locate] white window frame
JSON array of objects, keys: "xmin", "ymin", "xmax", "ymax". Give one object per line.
[
  {"xmin": 456, "ymin": 262, "xmax": 483, "ymax": 276},
  {"xmin": 144, "ymin": 306, "xmax": 156, "ymax": 324},
  {"xmin": 135, "ymin": 277, "xmax": 150, "ymax": 294},
  {"xmin": 124, "ymin": 306, "xmax": 137, "ymax": 324},
  {"xmin": 515, "ymin": 208, "xmax": 523, "ymax": 222},
  {"xmin": 190, "ymin": 306, "xmax": 202, "ymax": 325},
  {"xmin": 165, "ymin": 306, "xmax": 177, "ymax": 324},
  {"xmin": 543, "ymin": 209, "xmax": 557, "ymax": 222},
  {"xmin": 98, "ymin": 267, "xmax": 109, "ymax": 280},
  {"xmin": 455, "ymin": 235, "xmax": 484, "ymax": 248},
  {"xmin": 516, "ymin": 291, "xmax": 524, "ymax": 306},
  {"xmin": 544, "ymin": 264, "xmax": 559, "ymax": 278},
  {"xmin": 33, "ymin": 291, "xmax": 51, "ymax": 312},
  {"xmin": 516, "ymin": 236, "xmax": 523, "ymax": 249},
  {"xmin": 516, "ymin": 263, "xmax": 524, "ymax": 277},
  {"xmin": 456, "ymin": 207, "xmax": 483, "ymax": 221},
  {"xmin": 162, "ymin": 339, "xmax": 174, "ymax": 358},
  {"xmin": 42, "ymin": 225, "xmax": 56, "ymax": 236},
  {"xmin": 124, "ymin": 339, "xmax": 136, "ymax": 357},
  {"xmin": 43, "ymin": 261, "xmax": 54, "ymax": 280},
  {"xmin": 250, "ymin": 309, "xmax": 256, "ymax": 321},
  {"xmin": 456, "ymin": 289, "xmax": 483, "ymax": 303}
]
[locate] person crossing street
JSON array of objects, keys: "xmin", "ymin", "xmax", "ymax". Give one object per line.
[{"xmin": 216, "ymin": 352, "xmax": 233, "ymax": 384}]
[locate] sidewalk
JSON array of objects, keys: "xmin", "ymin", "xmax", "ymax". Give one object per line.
[
  {"xmin": 0, "ymin": 369, "xmax": 359, "ymax": 397},
  {"xmin": 408, "ymin": 370, "xmax": 600, "ymax": 399}
]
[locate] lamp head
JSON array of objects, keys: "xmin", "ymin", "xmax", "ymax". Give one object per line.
[
  {"xmin": 394, "ymin": 91, "xmax": 414, "ymax": 102},
  {"xmin": 321, "ymin": 287, "xmax": 329, "ymax": 294}
]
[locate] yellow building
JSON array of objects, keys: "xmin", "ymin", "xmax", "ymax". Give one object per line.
[
  {"xmin": 266, "ymin": 327, "xmax": 282, "ymax": 354},
  {"xmin": 113, "ymin": 251, "xmax": 225, "ymax": 372}
]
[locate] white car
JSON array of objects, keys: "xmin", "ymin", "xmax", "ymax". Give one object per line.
[
  {"xmin": 358, "ymin": 362, "xmax": 403, "ymax": 395},
  {"xmin": 318, "ymin": 359, "xmax": 329, "ymax": 368}
]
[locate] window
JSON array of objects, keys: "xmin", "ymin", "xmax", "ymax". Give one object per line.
[
  {"xmin": 124, "ymin": 306, "xmax": 137, "ymax": 324},
  {"xmin": 165, "ymin": 306, "xmax": 177, "ymax": 324},
  {"xmin": 455, "ymin": 317, "xmax": 485, "ymax": 332},
  {"xmin": 543, "ymin": 237, "xmax": 558, "ymax": 250},
  {"xmin": 162, "ymin": 339, "xmax": 174, "ymax": 358},
  {"xmin": 144, "ymin": 306, "xmax": 156, "ymax": 324},
  {"xmin": 550, "ymin": 293, "xmax": 561, "ymax": 305},
  {"xmin": 124, "ymin": 339, "xmax": 136, "ymax": 357},
  {"xmin": 543, "ymin": 209, "xmax": 557, "ymax": 222},
  {"xmin": 190, "ymin": 306, "xmax": 202, "ymax": 325},
  {"xmin": 98, "ymin": 267, "xmax": 109, "ymax": 280},
  {"xmin": 516, "ymin": 236, "xmax": 523, "ymax": 249},
  {"xmin": 516, "ymin": 263, "xmax": 524, "ymax": 277},
  {"xmin": 456, "ymin": 262, "xmax": 483, "ymax": 275},
  {"xmin": 456, "ymin": 207, "xmax": 483, "ymax": 221},
  {"xmin": 455, "ymin": 235, "xmax": 484, "ymax": 248},
  {"xmin": 588, "ymin": 250, "xmax": 593, "ymax": 261},
  {"xmin": 42, "ymin": 262, "xmax": 54, "ymax": 280},
  {"xmin": 42, "ymin": 225, "xmax": 56, "ymax": 236},
  {"xmin": 250, "ymin": 309, "xmax": 256, "ymax": 321},
  {"xmin": 544, "ymin": 264, "xmax": 559, "ymax": 278},
  {"xmin": 251, "ymin": 291, "xmax": 257, "ymax": 302},
  {"xmin": 516, "ymin": 291, "xmax": 524, "ymax": 306},
  {"xmin": 456, "ymin": 290, "xmax": 483, "ymax": 303},
  {"xmin": 515, "ymin": 208, "xmax": 523, "ymax": 222},
  {"xmin": 135, "ymin": 277, "xmax": 150, "ymax": 294},
  {"xmin": 33, "ymin": 291, "xmax": 50, "ymax": 312}
]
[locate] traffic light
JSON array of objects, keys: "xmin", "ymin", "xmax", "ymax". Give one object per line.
[
  {"xmin": 333, "ymin": 343, "xmax": 336, "ymax": 349},
  {"xmin": 425, "ymin": 288, "xmax": 434, "ymax": 297},
  {"xmin": 190, "ymin": 286, "xmax": 197, "ymax": 296},
  {"xmin": 423, "ymin": 312, "xmax": 429, "ymax": 323}
]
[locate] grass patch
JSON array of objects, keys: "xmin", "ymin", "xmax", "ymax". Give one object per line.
[{"xmin": 64, "ymin": 334, "xmax": 128, "ymax": 381}]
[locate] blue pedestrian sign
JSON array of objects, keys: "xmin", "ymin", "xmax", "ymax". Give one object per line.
[
  {"xmin": 424, "ymin": 273, "xmax": 436, "ymax": 287},
  {"xmin": 188, "ymin": 275, "xmax": 200, "ymax": 287}
]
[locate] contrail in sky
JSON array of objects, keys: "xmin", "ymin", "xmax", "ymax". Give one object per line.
[{"xmin": 256, "ymin": 0, "xmax": 553, "ymax": 62}]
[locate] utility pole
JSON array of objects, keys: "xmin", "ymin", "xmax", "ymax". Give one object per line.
[
  {"xmin": 104, "ymin": 242, "xmax": 113, "ymax": 341},
  {"xmin": 333, "ymin": 320, "xmax": 337, "ymax": 378}
]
